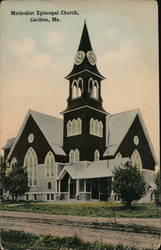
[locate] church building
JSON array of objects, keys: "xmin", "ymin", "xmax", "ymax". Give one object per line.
[{"xmin": 2, "ymin": 23, "xmax": 157, "ymax": 201}]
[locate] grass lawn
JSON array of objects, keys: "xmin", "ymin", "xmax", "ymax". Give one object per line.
[
  {"xmin": 1, "ymin": 230, "xmax": 151, "ymax": 250},
  {"xmin": 0, "ymin": 201, "xmax": 160, "ymax": 218}
]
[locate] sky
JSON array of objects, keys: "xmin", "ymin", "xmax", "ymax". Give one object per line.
[{"xmin": 0, "ymin": 0, "xmax": 159, "ymax": 166}]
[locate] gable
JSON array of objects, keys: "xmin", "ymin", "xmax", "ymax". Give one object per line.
[
  {"xmin": 105, "ymin": 109, "xmax": 138, "ymax": 155},
  {"xmin": 117, "ymin": 115, "xmax": 157, "ymax": 170},
  {"xmin": 7, "ymin": 110, "xmax": 66, "ymax": 164},
  {"xmin": 104, "ymin": 109, "xmax": 157, "ymax": 167}
]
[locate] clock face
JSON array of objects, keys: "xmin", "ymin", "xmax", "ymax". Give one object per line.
[
  {"xmin": 87, "ymin": 51, "xmax": 97, "ymax": 65},
  {"xmin": 74, "ymin": 51, "xmax": 85, "ymax": 65}
]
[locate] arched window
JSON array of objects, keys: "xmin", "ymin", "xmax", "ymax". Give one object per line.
[
  {"xmin": 10, "ymin": 157, "xmax": 18, "ymax": 169},
  {"xmin": 72, "ymin": 80, "xmax": 77, "ymax": 99},
  {"xmin": 68, "ymin": 118, "xmax": 82, "ymax": 137},
  {"xmin": 88, "ymin": 78, "xmax": 93, "ymax": 93},
  {"xmin": 95, "ymin": 120, "xmax": 99, "ymax": 136},
  {"xmin": 72, "ymin": 119, "xmax": 77, "ymax": 135},
  {"xmin": 78, "ymin": 78, "xmax": 83, "ymax": 97},
  {"xmin": 77, "ymin": 87, "xmax": 81, "ymax": 97},
  {"xmin": 88, "ymin": 78, "xmax": 99, "ymax": 99},
  {"xmin": 93, "ymin": 87, "xmax": 97, "ymax": 99},
  {"xmin": 45, "ymin": 151, "xmax": 56, "ymax": 178},
  {"xmin": 74, "ymin": 149, "xmax": 80, "ymax": 162},
  {"xmin": 115, "ymin": 152, "xmax": 122, "ymax": 165},
  {"xmin": 24, "ymin": 147, "xmax": 38, "ymax": 186},
  {"xmin": 69, "ymin": 150, "xmax": 74, "ymax": 163},
  {"xmin": 71, "ymin": 78, "xmax": 83, "ymax": 99},
  {"xmin": 98, "ymin": 121, "xmax": 103, "ymax": 137},
  {"xmin": 67, "ymin": 120, "xmax": 72, "ymax": 137},
  {"xmin": 77, "ymin": 118, "xmax": 82, "ymax": 134},
  {"xmin": 94, "ymin": 150, "xmax": 100, "ymax": 161},
  {"xmin": 90, "ymin": 118, "xmax": 95, "ymax": 135},
  {"xmin": 131, "ymin": 150, "xmax": 142, "ymax": 171},
  {"xmin": 115, "ymin": 152, "xmax": 122, "ymax": 160}
]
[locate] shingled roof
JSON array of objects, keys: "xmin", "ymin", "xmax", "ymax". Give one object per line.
[
  {"xmin": 57, "ymin": 158, "xmax": 129, "ymax": 180},
  {"xmin": 6, "ymin": 110, "xmax": 66, "ymax": 161},
  {"xmin": 2, "ymin": 138, "xmax": 15, "ymax": 150},
  {"xmin": 104, "ymin": 109, "xmax": 158, "ymax": 164}
]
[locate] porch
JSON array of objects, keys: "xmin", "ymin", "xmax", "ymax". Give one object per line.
[{"xmin": 58, "ymin": 173, "xmax": 112, "ymax": 201}]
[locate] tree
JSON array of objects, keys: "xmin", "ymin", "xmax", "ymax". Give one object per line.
[
  {"xmin": 153, "ymin": 171, "xmax": 160, "ymax": 206},
  {"xmin": 112, "ymin": 161, "xmax": 146, "ymax": 206},
  {"xmin": 4, "ymin": 161, "xmax": 29, "ymax": 202},
  {"xmin": 0, "ymin": 155, "xmax": 6, "ymax": 201}
]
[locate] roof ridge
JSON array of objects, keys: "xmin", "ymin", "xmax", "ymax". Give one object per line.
[
  {"xmin": 111, "ymin": 108, "xmax": 140, "ymax": 117},
  {"xmin": 29, "ymin": 109, "xmax": 62, "ymax": 121}
]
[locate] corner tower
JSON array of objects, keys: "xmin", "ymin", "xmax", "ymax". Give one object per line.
[{"xmin": 62, "ymin": 22, "xmax": 108, "ymax": 162}]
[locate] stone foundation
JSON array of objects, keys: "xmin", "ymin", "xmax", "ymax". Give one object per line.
[{"xmin": 79, "ymin": 192, "xmax": 91, "ymax": 201}]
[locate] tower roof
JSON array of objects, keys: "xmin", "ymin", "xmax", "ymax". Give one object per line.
[
  {"xmin": 78, "ymin": 21, "xmax": 93, "ymax": 53},
  {"xmin": 65, "ymin": 22, "xmax": 105, "ymax": 80}
]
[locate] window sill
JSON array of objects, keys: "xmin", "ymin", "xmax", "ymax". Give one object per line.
[
  {"xmin": 44, "ymin": 176, "xmax": 56, "ymax": 179},
  {"xmin": 89, "ymin": 133, "xmax": 103, "ymax": 138},
  {"xmin": 90, "ymin": 97, "xmax": 99, "ymax": 100},
  {"xmin": 72, "ymin": 96, "xmax": 82, "ymax": 100},
  {"xmin": 67, "ymin": 133, "xmax": 82, "ymax": 137}
]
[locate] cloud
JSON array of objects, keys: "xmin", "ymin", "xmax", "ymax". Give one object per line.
[
  {"xmin": 105, "ymin": 29, "xmax": 119, "ymax": 38},
  {"xmin": 46, "ymin": 31, "xmax": 66, "ymax": 52},
  {"xmin": 9, "ymin": 38, "xmax": 36, "ymax": 57},
  {"xmin": 8, "ymin": 35, "xmax": 66, "ymax": 71},
  {"xmin": 30, "ymin": 53, "xmax": 52, "ymax": 70},
  {"xmin": 45, "ymin": 31, "xmax": 65, "ymax": 52},
  {"xmin": 103, "ymin": 41, "xmax": 141, "ymax": 64},
  {"xmin": 8, "ymin": 38, "xmax": 56, "ymax": 70}
]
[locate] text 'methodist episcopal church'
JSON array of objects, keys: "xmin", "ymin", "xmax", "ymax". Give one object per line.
[{"xmin": 3, "ymin": 23, "xmax": 158, "ymax": 201}]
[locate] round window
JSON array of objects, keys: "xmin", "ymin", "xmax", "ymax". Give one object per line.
[
  {"xmin": 133, "ymin": 136, "xmax": 139, "ymax": 145},
  {"xmin": 28, "ymin": 133, "xmax": 34, "ymax": 143}
]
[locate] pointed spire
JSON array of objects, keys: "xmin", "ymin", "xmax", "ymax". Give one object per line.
[
  {"xmin": 65, "ymin": 22, "xmax": 105, "ymax": 80},
  {"xmin": 77, "ymin": 21, "xmax": 92, "ymax": 52}
]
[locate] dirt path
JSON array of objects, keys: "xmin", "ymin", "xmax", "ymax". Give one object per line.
[{"xmin": 0, "ymin": 211, "xmax": 161, "ymax": 249}]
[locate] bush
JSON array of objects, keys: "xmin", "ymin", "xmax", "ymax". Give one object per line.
[
  {"xmin": 153, "ymin": 171, "xmax": 160, "ymax": 206},
  {"xmin": 113, "ymin": 161, "xmax": 146, "ymax": 206}
]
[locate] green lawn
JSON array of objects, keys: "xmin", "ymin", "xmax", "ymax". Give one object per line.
[
  {"xmin": 1, "ymin": 230, "xmax": 151, "ymax": 250},
  {"xmin": 0, "ymin": 201, "xmax": 160, "ymax": 218}
]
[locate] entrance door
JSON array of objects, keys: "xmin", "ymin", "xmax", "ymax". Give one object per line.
[
  {"xmin": 91, "ymin": 178, "xmax": 99, "ymax": 199},
  {"xmin": 70, "ymin": 179, "xmax": 76, "ymax": 199}
]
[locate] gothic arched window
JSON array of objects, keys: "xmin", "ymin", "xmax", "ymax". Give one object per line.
[
  {"xmin": 10, "ymin": 157, "xmax": 18, "ymax": 169},
  {"xmin": 115, "ymin": 152, "xmax": 122, "ymax": 165},
  {"xmin": 93, "ymin": 81, "xmax": 99, "ymax": 99},
  {"xmin": 90, "ymin": 118, "xmax": 95, "ymax": 135},
  {"xmin": 88, "ymin": 78, "xmax": 99, "ymax": 99},
  {"xmin": 74, "ymin": 149, "xmax": 80, "ymax": 162},
  {"xmin": 71, "ymin": 78, "xmax": 83, "ymax": 99},
  {"xmin": 115, "ymin": 152, "xmax": 122, "ymax": 160},
  {"xmin": 98, "ymin": 121, "xmax": 103, "ymax": 137},
  {"xmin": 45, "ymin": 151, "xmax": 56, "ymax": 178},
  {"xmin": 95, "ymin": 120, "xmax": 99, "ymax": 136},
  {"xmin": 72, "ymin": 119, "xmax": 77, "ymax": 135},
  {"xmin": 67, "ymin": 120, "xmax": 72, "ymax": 137},
  {"xmin": 24, "ymin": 147, "xmax": 38, "ymax": 186},
  {"xmin": 69, "ymin": 150, "xmax": 74, "ymax": 163},
  {"xmin": 131, "ymin": 150, "xmax": 142, "ymax": 171},
  {"xmin": 78, "ymin": 78, "xmax": 83, "ymax": 97},
  {"xmin": 77, "ymin": 118, "xmax": 82, "ymax": 134},
  {"xmin": 72, "ymin": 80, "xmax": 77, "ymax": 99},
  {"xmin": 94, "ymin": 150, "xmax": 100, "ymax": 161}
]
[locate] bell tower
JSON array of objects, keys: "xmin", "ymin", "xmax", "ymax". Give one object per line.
[{"xmin": 62, "ymin": 22, "xmax": 108, "ymax": 162}]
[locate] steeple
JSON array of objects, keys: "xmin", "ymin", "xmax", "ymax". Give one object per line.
[
  {"xmin": 77, "ymin": 21, "xmax": 92, "ymax": 52},
  {"xmin": 66, "ymin": 22, "xmax": 105, "ymax": 80}
]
